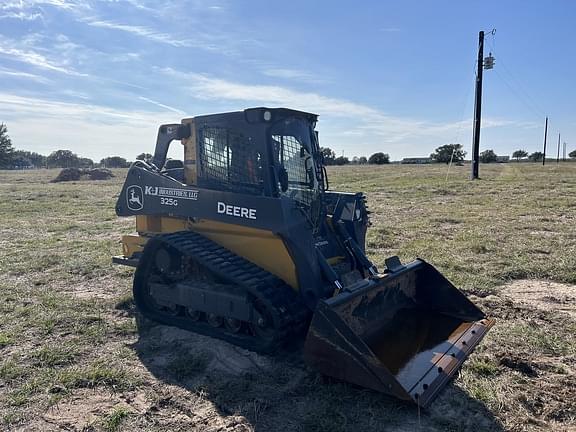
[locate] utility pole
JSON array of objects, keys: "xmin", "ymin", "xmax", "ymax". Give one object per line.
[
  {"xmin": 471, "ymin": 31, "xmax": 484, "ymax": 180},
  {"xmin": 470, "ymin": 30, "xmax": 495, "ymax": 180},
  {"xmin": 563, "ymin": 142, "xmax": 567, "ymax": 161},
  {"xmin": 557, "ymin": 133, "xmax": 561, "ymax": 164},
  {"xmin": 542, "ymin": 117, "xmax": 548, "ymax": 166}
]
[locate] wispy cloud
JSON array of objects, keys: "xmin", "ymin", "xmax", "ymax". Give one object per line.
[
  {"xmin": 82, "ymin": 15, "xmax": 259, "ymax": 57},
  {"xmin": 0, "ymin": 67, "xmax": 50, "ymax": 83},
  {"xmin": 0, "ymin": 41, "xmax": 87, "ymax": 76},
  {"xmin": 84, "ymin": 19, "xmax": 194, "ymax": 48},
  {"xmin": 0, "ymin": 0, "xmax": 87, "ymax": 11},
  {"xmin": 139, "ymin": 96, "xmax": 185, "ymax": 115},
  {"xmin": 0, "ymin": 93, "xmax": 176, "ymax": 159},
  {"xmin": 261, "ymin": 68, "xmax": 326, "ymax": 84},
  {"xmin": 161, "ymin": 67, "xmax": 536, "ymax": 151},
  {"xmin": 0, "ymin": 11, "xmax": 43, "ymax": 20}
]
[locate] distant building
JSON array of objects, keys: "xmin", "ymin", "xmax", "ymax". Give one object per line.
[
  {"xmin": 496, "ymin": 156, "xmax": 510, "ymax": 163},
  {"xmin": 401, "ymin": 157, "xmax": 432, "ymax": 164}
]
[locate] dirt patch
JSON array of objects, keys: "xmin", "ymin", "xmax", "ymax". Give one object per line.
[
  {"xmin": 30, "ymin": 390, "xmax": 149, "ymax": 431},
  {"xmin": 65, "ymin": 280, "xmax": 120, "ymax": 300},
  {"xmin": 500, "ymin": 280, "xmax": 576, "ymax": 318},
  {"xmin": 141, "ymin": 325, "xmax": 272, "ymax": 375}
]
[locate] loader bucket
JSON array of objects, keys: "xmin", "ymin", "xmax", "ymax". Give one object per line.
[{"xmin": 304, "ymin": 258, "xmax": 494, "ymax": 407}]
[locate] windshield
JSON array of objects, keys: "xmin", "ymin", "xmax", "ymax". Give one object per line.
[{"xmin": 270, "ymin": 117, "xmax": 322, "ymax": 226}]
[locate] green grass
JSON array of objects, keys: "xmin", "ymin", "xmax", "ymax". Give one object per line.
[
  {"xmin": 101, "ymin": 406, "xmax": 131, "ymax": 432},
  {"xmin": 54, "ymin": 362, "xmax": 139, "ymax": 392},
  {"xmin": 0, "ymin": 332, "xmax": 12, "ymax": 348},
  {"xmin": 0, "ymin": 164, "xmax": 575, "ymax": 432},
  {"xmin": 468, "ymin": 358, "xmax": 502, "ymax": 377},
  {"xmin": 31, "ymin": 344, "xmax": 79, "ymax": 367},
  {"xmin": 331, "ymin": 163, "xmax": 576, "ymax": 295}
]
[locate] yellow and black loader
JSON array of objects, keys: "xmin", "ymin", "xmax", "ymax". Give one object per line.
[{"xmin": 114, "ymin": 107, "xmax": 494, "ymax": 407}]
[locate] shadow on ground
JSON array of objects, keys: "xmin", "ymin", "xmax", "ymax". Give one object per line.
[{"xmin": 131, "ymin": 312, "xmax": 505, "ymax": 432}]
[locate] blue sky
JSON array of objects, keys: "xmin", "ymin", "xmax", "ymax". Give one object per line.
[{"xmin": 0, "ymin": 0, "xmax": 574, "ymax": 161}]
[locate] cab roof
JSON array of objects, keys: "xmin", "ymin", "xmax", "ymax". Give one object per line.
[{"xmin": 189, "ymin": 107, "xmax": 319, "ymax": 124}]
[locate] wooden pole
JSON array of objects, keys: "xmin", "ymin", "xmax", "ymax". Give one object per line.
[
  {"xmin": 542, "ymin": 117, "xmax": 548, "ymax": 166},
  {"xmin": 471, "ymin": 31, "xmax": 484, "ymax": 180}
]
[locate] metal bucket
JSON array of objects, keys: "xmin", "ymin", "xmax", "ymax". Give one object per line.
[{"xmin": 303, "ymin": 258, "xmax": 494, "ymax": 407}]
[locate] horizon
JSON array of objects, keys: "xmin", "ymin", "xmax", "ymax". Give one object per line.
[{"xmin": 1, "ymin": 1, "xmax": 575, "ymax": 161}]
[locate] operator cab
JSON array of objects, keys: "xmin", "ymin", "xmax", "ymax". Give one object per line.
[{"xmin": 150, "ymin": 107, "xmax": 326, "ymax": 225}]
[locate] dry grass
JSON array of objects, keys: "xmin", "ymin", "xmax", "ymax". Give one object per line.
[{"xmin": 0, "ymin": 163, "xmax": 575, "ymax": 431}]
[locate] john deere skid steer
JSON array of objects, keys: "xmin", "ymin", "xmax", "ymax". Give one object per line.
[{"xmin": 114, "ymin": 107, "xmax": 494, "ymax": 407}]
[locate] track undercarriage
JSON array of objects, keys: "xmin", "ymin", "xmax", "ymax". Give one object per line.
[{"xmin": 133, "ymin": 231, "xmax": 309, "ymax": 352}]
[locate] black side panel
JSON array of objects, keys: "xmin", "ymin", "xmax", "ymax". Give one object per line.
[{"xmin": 116, "ymin": 165, "xmax": 286, "ymax": 232}]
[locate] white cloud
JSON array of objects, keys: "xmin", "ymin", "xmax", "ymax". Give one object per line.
[
  {"xmin": 0, "ymin": 43, "xmax": 87, "ymax": 76},
  {"xmin": 0, "ymin": 0, "xmax": 86, "ymax": 11},
  {"xmin": 0, "ymin": 67, "xmax": 50, "ymax": 83},
  {"xmin": 261, "ymin": 68, "xmax": 326, "ymax": 84},
  {"xmin": 139, "ymin": 96, "xmax": 185, "ymax": 115},
  {"xmin": 81, "ymin": 16, "xmax": 256, "ymax": 56},
  {"xmin": 160, "ymin": 68, "xmax": 538, "ymax": 157},
  {"xmin": 84, "ymin": 19, "xmax": 195, "ymax": 48},
  {"xmin": 0, "ymin": 93, "xmax": 176, "ymax": 160},
  {"xmin": 0, "ymin": 11, "xmax": 43, "ymax": 20},
  {"xmin": 161, "ymin": 67, "xmax": 445, "ymax": 137}
]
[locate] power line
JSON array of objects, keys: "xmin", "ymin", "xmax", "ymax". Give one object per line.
[
  {"xmin": 485, "ymin": 33, "xmax": 547, "ymax": 120},
  {"xmin": 493, "ymin": 68, "xmax": 545, "ymax": 120}
]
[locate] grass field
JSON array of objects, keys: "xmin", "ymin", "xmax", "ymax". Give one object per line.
[{"xmin": 0, "ymin": 163, "xmax": 575, "ymax": 431}]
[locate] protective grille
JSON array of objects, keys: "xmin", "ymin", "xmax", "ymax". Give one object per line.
[
  {"xmin": 279, "ymin": 135, "xmax": 308, "ymax": 186},
  {"xmin": 273, "ymin": 134, "xmax": 314, "ymax": 207},
  {"xmin": 199, "ymin": 127, "xmax": 263, "ymax": 194}
]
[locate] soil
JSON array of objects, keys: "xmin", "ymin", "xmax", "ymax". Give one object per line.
[
  {"xmin": 500, "ymin": 280, "xmax": 576, "ymax": 318},
  {"xmin": 6, "ymin": 277, "xmax": 576, "ymax": 431}
]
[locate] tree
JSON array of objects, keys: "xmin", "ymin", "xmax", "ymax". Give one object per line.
[
  {"xmin": 480, "ymin": 149, "xmax": 498, "ymax": 163},
  {"xmin": 79, "ymin": 157, "xmax": 94, "ymax": 168},
  {"xmin": 12, "ymin": 150, "xmax": 46, "ymax": 168},
  {"xmin": 528, "ymin": 152, "xmax": 544, "ymax": 162},
  {"xmin": 136, "ymin": 152, "xmax": 153, "ymax": 161},
  {"xmin": 430, "ymin": 144, "xmax": 465, "ymax": 164},
  {"xmin": 569, "ymin": 150, "xmax": 576, "ymax": 159},
  {"xmin": 11, "ymin": 155, "xmax": 32, "ymax": 169},
  {"xmin": 100, "ymin": 156, "xmax": 129, "ymax": 168},
  {"xmin": 320, "ymin": 147, "xmax": 335, "ymax": 165},
  {"xmin": 0, "ymin": 123, "xmax": 14, "ymax": 168},
  {"xmin": 512, "ymin": 149, "xmax": 528, "ymax": 162},
  {"xmin": 47, "ymin": 150, "xmax": 80, "ymax": 168},
  {"xmin": 368, "ymin": 152, "xmax": 390, "ymax": 165},
  {"xmin": 358, "ymin": 156, "xmax": 368, "ymax": 165},
  {"xmin": 334, "ymin": 156, "xmax": 349, "ymax": 165}
]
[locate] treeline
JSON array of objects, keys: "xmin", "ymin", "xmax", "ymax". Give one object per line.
[
  {"xmin": 321, "ymin": 148, "xmax": 390, "ymax": 165},
  {"xmin": 0, "ymin": 123, "xmax": 132, "ymax": 169},
  {"xmin": 2, "ymin": 122, "xmax": 576, "ymax": 170},
  {"xmin": 427, "ymin": 144, "xmax": 568, "ymax": 164},
  {"xmin": 5, "ymin": 149, "xmax": 132, "ymax": 169}
]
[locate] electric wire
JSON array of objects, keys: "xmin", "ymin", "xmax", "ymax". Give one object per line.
[{"xmin": 485, "ymin": 34, "xmax": 547, "ymax": 120}]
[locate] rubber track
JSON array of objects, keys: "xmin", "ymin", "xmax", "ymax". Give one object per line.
[{"xmin": 133, "ymin": 231, "xmax": 310, "ymax": 353}]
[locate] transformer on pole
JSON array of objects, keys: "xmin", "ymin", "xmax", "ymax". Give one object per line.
[{"xmin": 470, "ymin": 30, "xmax": 496, "ymax": 180}]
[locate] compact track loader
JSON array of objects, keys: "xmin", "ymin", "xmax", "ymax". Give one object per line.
[{"xmin": 114, "ymin": 107, "xmax": 494, "ymax": 406}]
